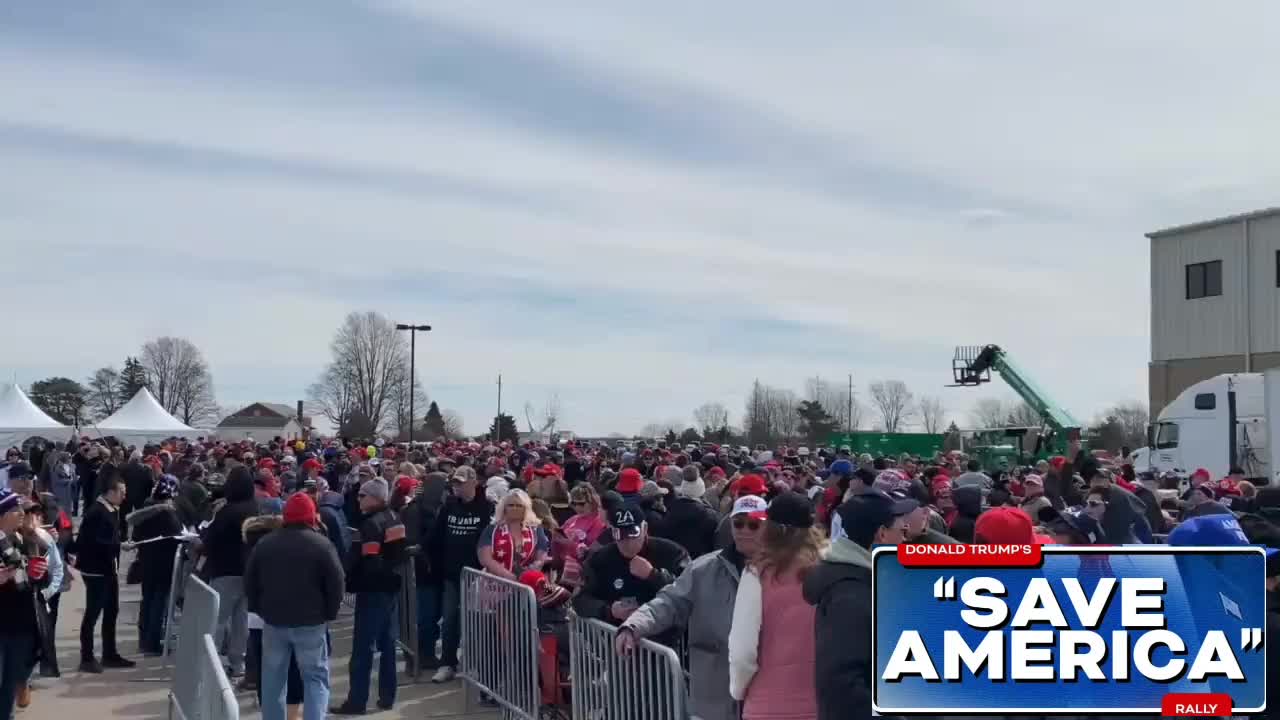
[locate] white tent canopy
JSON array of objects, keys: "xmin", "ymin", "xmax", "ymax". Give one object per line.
[
  {"xmin": 0, "ymin": 383, "xmax": 73, "ymax": 449},
  {"xmin": 90, "ymin": 388, "xmax": 199, "ymax": 445}
]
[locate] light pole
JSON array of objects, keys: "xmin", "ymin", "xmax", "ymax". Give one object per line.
[{"xmin": 395, "ymin": 323, "xmax": 432, "ymax": 448}]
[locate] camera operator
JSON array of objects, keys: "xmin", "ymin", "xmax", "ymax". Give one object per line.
[{"xmin": 0, "ymin": 488, "xmax": 51, "ymax": 720}]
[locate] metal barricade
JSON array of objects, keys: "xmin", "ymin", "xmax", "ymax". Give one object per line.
[
  {"xmin": 169, "ymin": 634, "xmax": 239, "ymax": 720},
  {"xmin": 162, "ymin": 540, "xmax": 196, "ymax": 659},
  {"xmin": 459, "ymin": 567, "xmax": 540, "ymax": 719},
  {"xmin": 568, "ymin": 615, "xmax": 686, "ymax": 720},
  {"xmin": 396, "ymin": 549, "xmax": 420, "ymax": 680},
  {"xmin": 169, "ymin": 576, "xmax": 224, "ymax": 720}
]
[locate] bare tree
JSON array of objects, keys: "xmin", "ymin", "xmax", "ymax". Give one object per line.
[
  {"xmin": 308, "ymin": 362, "xmax": 358, "ymax": 432},
  {"xmin": 969, "ymin": 398, "xmax": 1008, "ymax": 429},
  {"xmin": 1007, "ymin": 401, "xmax": 1043, "ymax": 428},
  {"xmin": 639, "ymin": 419, "xmax": 684, "ymax": 439},
  {"xmin": 805, "ymin": 376, "xmax": 861, "ymax": 431},
  {"xmin": 692, "ymin": 402, "xmax": 730, "ymax": 434},
  {"xmin": 388, "ymin": 364, "xmax": 429, "ymax": 435},
  {"xmin": 918, "ymin": 395, "xmax": 947, "ymax": 434},
  {"xmin": 85, "ymin": 366, "xmax": 123, "ymax": 420},
  {"xmin": 308, "ymin": 311, "xmax": 411, "ymax": 435},
  {"xmin": 1109, "ymin": 401, "xmax": 1149, "ymax": 449},
  {"xmin": 442, "ymin": 409, "xmax": 465, "ymax": 439},
  {"xmin": 868, "ymin": 380, "xmax": 915, "ymax": 433},
  {"xmin": 140, "ymin": 337, "xmax": 218, "ymax": 425}
]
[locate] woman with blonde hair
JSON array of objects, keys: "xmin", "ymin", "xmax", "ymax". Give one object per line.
[
  {"xmin": 478, "ymin": 489, "xmax": 549, "ymax": 581},
  {"xmin": 729, "ymin": 492, "xmax": 821, "ymax": 719}
]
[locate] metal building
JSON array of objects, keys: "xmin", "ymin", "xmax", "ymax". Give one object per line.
[{"xmin": 1148, "ymin": 207, "xmax": 1280, "ymax": 412}]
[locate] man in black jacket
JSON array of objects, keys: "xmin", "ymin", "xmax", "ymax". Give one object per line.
[
  {"xmin": 803, "ymin": 491, "xmax": 913, "ymax": 720},
  {"xmin": 427, "ymin": 467, "xmax": 492, "ymax": 684},
  {"xmin": 245, "ymin": 493, "xmax": 344, "ymax": 720},
  {"xmin": 653, "ymin": 466, "xmax": 719, "ymax": 559},
  {"xmin": 572, "ymin": 505, "xmax": 689, "ymax": 637},
  {"xmin": 332, "ymin": 480, "xmax": 408, "ymax": 715},
  {"xmin": 71, "ymin": 475, "xmax": 134, "ymax": 673}
]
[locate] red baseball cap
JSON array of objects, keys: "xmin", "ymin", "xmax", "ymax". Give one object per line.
[
  {"xmin": 974, "ymin": 507, "xmax": 1034, "ymax": 544},
  {"xmin": 302, "ymin": 458, "xmax": 323, "ymax": 471},
  {"xmin": 616, "ymin": 468, "xmax": 644, "ymax": 494},
  {"xmin": 395, "ymin": 475, "xmax": 419, "ymax": 496},
  {"xmin": 735, "ymin": 474, "xmax": 768, "ymax": 497}
]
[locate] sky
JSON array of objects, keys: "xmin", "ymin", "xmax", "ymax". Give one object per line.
[{"xmin": 4, "ymin": 1, "xmax": 1280, "ymax": 437}]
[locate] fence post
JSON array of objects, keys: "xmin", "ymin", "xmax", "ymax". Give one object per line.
[{"xmin": 397, "ymin": 547, "xmax": 420, "ymax": 680}]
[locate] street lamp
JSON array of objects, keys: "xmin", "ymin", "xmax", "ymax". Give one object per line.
[{"xmin": 395, "ymin": 323, "xmax": 432, "ymax": 448}]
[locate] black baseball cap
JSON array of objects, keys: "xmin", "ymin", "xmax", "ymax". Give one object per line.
[
  {"xmin": 610, "ymin": 505, "xmax": 644, "ymax": 539},
  {"xmin": 767, "ymin": 491, "xmax": 814, "ymax": 529},
  {"xmin": 837, "ymin": 491, "xmax": 916, "ymax": 548},
  {"xmin": 6, "ymin": 462, "xmax": 33, "ymax": 480}
]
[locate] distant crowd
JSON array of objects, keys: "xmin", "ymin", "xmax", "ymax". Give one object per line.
[{"xmin": 1, "ymin": 435, "xmax": 1278, "ymax": 720}]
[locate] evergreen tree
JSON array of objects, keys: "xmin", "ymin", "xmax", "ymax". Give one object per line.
[
  {"xmin": 424, "ymin": 401, "xmax": 447, "ymax": 439},
  {"xmin": 118, "ymin": 356, "xmax": 148, "ymax": 398},
  {"xmin": 796, "ymin": 399, "xmax": 838, "ymax": 447},
  {"xmin": 489, "ymin": 413, "xmax": 519, "ymax": 443},
  {"xmin": 678, "ymin": 427, "xmax": 702, "ymax": 446},
  {"xmin": 29, "ymin": 377, "xmax": 88, "ymax": 426}
]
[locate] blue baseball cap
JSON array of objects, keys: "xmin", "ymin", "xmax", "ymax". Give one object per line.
[
  {"xmin": 1168, "ymin": 515, "xmax": 1251, "ymax": 547},
  {"xmin": 822, "ymin": 459, "xmax": 854, "ymax": 479}
]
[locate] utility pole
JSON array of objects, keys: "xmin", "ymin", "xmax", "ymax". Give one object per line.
[
  {"xmin": 495, "ymin": 374, "xmax": 503, "ymax": 443},
  {"xmin": 395, "ymin": 323, "xmax": 432, "ymax": 448},
  {"xmin": 848, "ymin": 374, "xmax": 854, "ymax": 432}
]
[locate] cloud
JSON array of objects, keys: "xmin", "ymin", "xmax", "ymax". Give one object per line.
[{"xmin": 3, "ymin": 1, "xmax": 1266, "ymax": 434}]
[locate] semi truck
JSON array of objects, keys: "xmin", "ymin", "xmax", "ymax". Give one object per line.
[{"xmin": 1132, "ymin": 370, "xmax": 1273, "ymax": 484}]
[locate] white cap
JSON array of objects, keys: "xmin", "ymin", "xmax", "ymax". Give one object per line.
[
  {"xmin": 731, "ymin": 495, "xmax": 768, "ymax": 519},
  {"xmin": 798, "ymin": 447, "xmax": 810, "ymax": 457}
]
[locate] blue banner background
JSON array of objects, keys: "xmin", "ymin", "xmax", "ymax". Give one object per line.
[{"xmin": 873, "ymin": 549, "xmax": 1267, "ymax": 712}]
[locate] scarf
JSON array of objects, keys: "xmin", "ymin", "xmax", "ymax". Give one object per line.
[{"xmin": 491, "ymin": 523, "xmax": 536, "ymax": 573}]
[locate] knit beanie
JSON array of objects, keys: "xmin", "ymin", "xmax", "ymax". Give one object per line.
[{"xmin": 283, "ymin": 493, "xmax": 317, "ymax": 527}]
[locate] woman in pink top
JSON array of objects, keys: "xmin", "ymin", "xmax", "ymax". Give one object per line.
[
  {"xmin": 729, "ymin": 492, "xmax": 822, "ymax": 720},
  {"xmin": 557, "ymin": 484, "xmax": 607, "ymax": 587}
]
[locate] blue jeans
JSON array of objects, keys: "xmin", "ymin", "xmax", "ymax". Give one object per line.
[
  {"xmin": 138, "ymin": 583, "xmax": 169, "ymax": 653},
  {"xmin": 261, "ymin": 624, "xmax": 329, "ymax": 720},
  {"xmin": 0, "ymin": 633, "xmax": 35, "ymax": 720},
  {"xmin": 416, "ymin": 584, "xmax": 442, "ymax": 666},
  {"xmin": 441, "ymin": 579, "xmax": 461, "ymax": 667},
  {"xmin": 346, "ymin": 592, "xmax": 399, "ymax": 710}
]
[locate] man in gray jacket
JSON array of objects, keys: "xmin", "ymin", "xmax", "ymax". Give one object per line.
[{"xmin": 615, "ymin": 495, "xmax": 765, "ymax": 720}]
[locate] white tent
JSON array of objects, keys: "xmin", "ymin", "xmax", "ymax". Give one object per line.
[
  {"xmin": 0, "ymin": 384, "xmax": 73, "ymax": 449},
  {"xmin": 91, "ymin": 388, "xmax": 199, "ymax": 445}
]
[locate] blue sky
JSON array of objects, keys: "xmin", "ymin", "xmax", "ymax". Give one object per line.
[{"xmin": 5, "ymin": 1, "xmax": 1280, "ymax": 435}]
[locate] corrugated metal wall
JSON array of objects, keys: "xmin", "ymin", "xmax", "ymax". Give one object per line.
[
  {"xmin": 1150, "ymin": 221, "xmax": 1247, "ymax": 361},
  {"xmin": 1247, "ymin": 215, "xmax": 1280, "ymax": 356}
]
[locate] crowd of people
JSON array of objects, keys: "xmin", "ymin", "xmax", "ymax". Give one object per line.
[{"xmin": 1, "ymin": 434, "xmax": 1279, "ymax": 720}]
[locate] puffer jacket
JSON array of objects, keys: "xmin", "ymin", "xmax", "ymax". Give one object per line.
[
  {"xmin": 802, "ymin": 538, "xmax": 873, "ymax": 720},
  {"xmin": 622, "ymin": 545, "xmax": 746, "ymax": 720},
  {"xmin": 126, "ymin": 501, "xmax": 183, "ymax": 588}
]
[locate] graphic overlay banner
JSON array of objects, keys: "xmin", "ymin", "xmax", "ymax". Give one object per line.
[{"xmin": 872, "ymin": 545, "xmax": 1267, "ymax": 715}]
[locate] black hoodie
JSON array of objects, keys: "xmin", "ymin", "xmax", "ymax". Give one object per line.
[
  {"xmin": 202, "ymin": 468, "xmax": 258, "ymax": 579},
  {"xmin": 949, "ymin": 485, "xmax": 983, "ymax": 543},
  {"xmin": 431, "ymin": 493, "xmax": 494, "ymax": 581}
]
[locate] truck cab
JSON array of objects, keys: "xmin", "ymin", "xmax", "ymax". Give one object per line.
[{"xmin": 1144, "ymin": 373, "xmax": 1267, "ymax": 481}]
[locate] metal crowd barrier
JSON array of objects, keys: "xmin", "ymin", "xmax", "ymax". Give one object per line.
[
  {"xmin": 396, "ymin": 548, "xmax": 420, "ymax": 680},
  {"xmin": 169, "ymin": 576, "xmax": 226, "ymax": 720},
  {"xmin": 459, "ymin": 567, "xmax": 540, "ymax": 719},
  {"xmin": 568, "ymin": 615, "xmax": 686, "ymax": 720},
  {"xmin": 162, "ymin": 540, "xmax": 197, "ymax": 660},
  {"xmin": 169, "ymin": 634, "xmax": 239, "ymax": 720}
]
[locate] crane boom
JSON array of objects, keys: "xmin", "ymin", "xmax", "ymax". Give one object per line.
[{"xmin": 951, "ymin": 345, "xmax": 1082, "ymax": 437}]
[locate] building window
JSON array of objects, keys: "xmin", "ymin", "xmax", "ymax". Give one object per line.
[{"xmin": 1185, "ymin": 260, "xmax": 1222, "ymax": 299}]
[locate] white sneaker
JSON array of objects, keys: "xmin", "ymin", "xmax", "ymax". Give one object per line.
[{"xmin": 431, "ymin": 666, "xmax": 456, "ymax": 683}]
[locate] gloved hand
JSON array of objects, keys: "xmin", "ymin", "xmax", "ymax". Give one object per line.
[{"xmin": 27, "ymin": 557, "xmax": 47, "ymax": 582}]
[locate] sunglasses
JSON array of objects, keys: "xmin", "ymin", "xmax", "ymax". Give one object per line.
[{"xmin": 732, "ymin": 517, "xmax": 761, "ymax": 531}]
